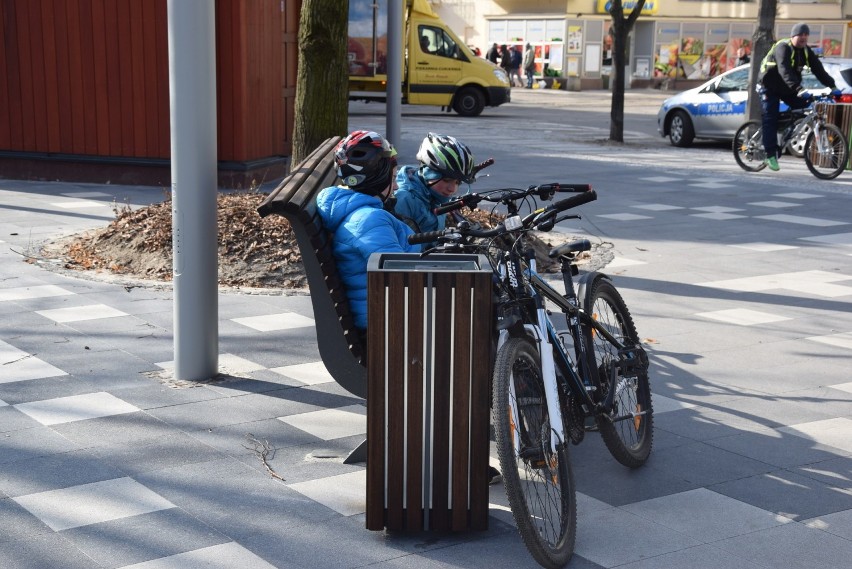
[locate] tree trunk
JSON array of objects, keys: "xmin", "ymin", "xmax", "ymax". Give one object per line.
[
  {"xmin": 292, "ymin": 0, "xmax": 349, "ymax": 166},
  {"xmin": 608, "ymin": 0, "xmax": 645, "ymax": 143},
  {"xmin": 747, "ymin": 0, "xmax": 777, "ymax": 122}
]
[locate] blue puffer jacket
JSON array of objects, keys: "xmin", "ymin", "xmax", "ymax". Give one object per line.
[
  {"xmin": 393, "ymin": 166, "xmax": 453, "ymax": 234},
  {"xmin": 316, "ymin": 186, "xmax": 419, "ymax": 329}
]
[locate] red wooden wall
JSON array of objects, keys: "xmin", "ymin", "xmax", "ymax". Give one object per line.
[{"xmin": 0, "ymin": 0, "xmax": 299, "ymax": 165}]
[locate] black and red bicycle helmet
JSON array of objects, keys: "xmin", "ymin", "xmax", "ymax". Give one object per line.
[{"xmin": 334, "ymin": 130, "xmax": 398, "ymax": 196}]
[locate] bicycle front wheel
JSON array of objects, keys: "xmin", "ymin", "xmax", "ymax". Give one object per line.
[
  {"xmin": 804, "ymin": 123, "xmax": 849, "ymax": 180},
  {"xmin": 493, "ymin": 337, "xmax": 576, "ymax": 569},
  {"xmin": 583, "ymin": 279, "xmax": 654, "ymax": 468},
  {"xmin": 733, "ymin": 121, "xmax": 767, "ymax": 172}
]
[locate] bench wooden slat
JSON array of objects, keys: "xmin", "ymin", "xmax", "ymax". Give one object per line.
[{"xmin": 256, "ymin": 136, "xmax": 367, "ymax": 399}]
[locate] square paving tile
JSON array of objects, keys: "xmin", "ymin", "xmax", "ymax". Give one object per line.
[
  {"xmin": 0, "ymin": 340, "xmax": 67, "ymax": 384},
  {"xmin": 279, "ymin": 404, "xmax": 366, "ymax": 440},
  {"xmin": 779, "ymin": 418, "xmax": 852, "ymax": 454},
  {"xmin": 714, "ymin": 519, "xmax": 852, "ymax": 569},
  {"xmin": 231, "ymin": 312, "xmax": 315, "ymax": 332},
  {"xmin": 730, "ymin": 242, "xmax": 797, "ymax": 252},
  {"xmin": 799, "ymin": 231, "xmax": 852, "ymax": 245},
  {"xmin": 711, "ymin": 469, "xmax": 852, "ymax": 521},
  {"xmin": 747, "ymin": 201, "xmax": 800, "ymax": 208},
  {"xmin": 596, "ymin": 213, "xmax": 653, "ymax": 221},
  {"xmin": 574, "ymin": 506, "xmax": 701, "ymax": 567},
  {"xmin": 270, "ymin": 361, "xmax": 334, "ymax": 386},
  {"xmin": 606, "ymin": 257, "xmax": 647, "ymax": 268},
  {"xmin": 695, "ymin": 308, "xmax": 791, "ymax": 326},
  {"xmin": 756, "ymin": 214, "xmax": 847, "ymax": 227},
  {"xmin": 632, "ymin": 204, "xmax": 683, "ymax": 211},
  {"xmin": 61, "ymin": 508, "xmax": 231, "ymax": 568},
  {"xmin": 14, "ymin": 392, "xmax": 140, "ymax": 425},
  {"xmin": 13, "ymin": 477, "xmax": 175, "ymax": 531},
  {"xmin": 120, "ymin": 542, "xmax": 279, "ymax": 569},
  {"xmin": 774, "ymin": 192, "xmax": 821, "ymax": 199},
  {"xmin": 803, "ymin": 508, "xmax": 852, "ymax": 541},
  {"xmin": 621, "ymin": 488, "xmax": 790, "ymax": 542},
  {"xmin": 36, "ymin": 303, "xmax": 129, "ymax": 323},
  {"xmin": 690, "ymin": 212, "xmax": 748, "ymax": 220},
  {"xmin": 288, "ymin": 470, "xmax": 366, "ymax": 516},
  {"xmin": 806, "ymin": 332, "xmax": 852, "ymax": 351},
  {"xmin": 0, "ymin": 285, "xmax": 75, "ymax": 302}
]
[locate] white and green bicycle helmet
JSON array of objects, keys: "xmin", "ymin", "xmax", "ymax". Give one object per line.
[{"xmin": 416, "ymin": 133, "xmax": 476, "ymax": 184}]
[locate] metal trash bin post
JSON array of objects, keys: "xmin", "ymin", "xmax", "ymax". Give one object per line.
[{"xmin": 365, "ymin": 253, "xmax": 493, "ymax": 532}]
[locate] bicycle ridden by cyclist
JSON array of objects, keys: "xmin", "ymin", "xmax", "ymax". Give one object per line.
[
  {"xmin": 316, "ymin": 130, "xmax": 420, "ymax": 331},
  {"xmin": 758, "ymin": 22, "xmax": 841, "ymax": 171},
  {"xmin": 393, "ymin": 133, "xmax": 477, "ymax": 236}
]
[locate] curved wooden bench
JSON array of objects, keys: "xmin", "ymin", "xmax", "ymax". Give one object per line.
[{"xmin": 257, "ymin": 137, "xmax": 367, "ymax": 400}]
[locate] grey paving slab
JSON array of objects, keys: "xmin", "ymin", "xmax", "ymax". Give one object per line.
[
  {"xmin": 144, "ymin": 394, "xmax": 279, "ymax": 431},
  {"xmin": 0, "ymin": 449, "xmax": 126, "ymax": 497},
  {"xmin": 0, "ymin": 425, "xmax": 80, "ymax": 465},
  {"xmin": 714, "ymin": 520, "xmax": 852, "ymax": 569},
  {"xmin": 710, "ymin": 468, "xmax": 852, "ymax": 521},
  {"xmin": 135, "ymin": 457, "xmax": 340, "ymax": 540},
  {"xmin": 0, "ymin": 531, "xmax": 102, "ymax": 569},
  {"xmin": 706, "ymin": 425, "xmax": 850, "ymax": 468},
  {"xmin": 89, "ymin": 431, "xmax": 227, "ymax": 477},
  {"xmin": 573, "ymin": 506, "xmax": 702, "ymax": 567},
  {"xmin": 615, "ymin": 544, "xmax": 767, "ymax": 569},
  {"xmin": 639, "ymin": 440, "xmax": 775, "ymax": 487},
  {"xmin": 620, "ymin": 488, "xmax": 790, "ymax": 543},
  {"xmin": 49, "ymin": 410, "xmax": 185, "ymax": 448},
  {"xmin": 0, "ymin": 497, "xmax": 54, "ymax": 544},
  {"xmin": 60, "ymin": 508, "xmax": 230, "ymax": 569},
  {"xmin": 792, "ymin": 455, "xmax": 852, "ymax": 488},
  {"xmin": 803, "ymin": 508, "xmax": 852, "ymax": 541}
]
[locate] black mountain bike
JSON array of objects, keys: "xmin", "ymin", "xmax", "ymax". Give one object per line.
[
  {"xmin": 733, "ymin": 94, "xmax": 849, "ymax": 179},
  {"xmin": 409, "ymin": 185, "xmax": 653, "ymax": 569}
]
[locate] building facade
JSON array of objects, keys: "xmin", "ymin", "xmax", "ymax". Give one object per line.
[{"xmin": 432, "ymin": 0, "xmax": 851, "ymax": 89}]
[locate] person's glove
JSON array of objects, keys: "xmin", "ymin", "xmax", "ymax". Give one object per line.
[
  {"xmin": 830, "ymin": 88, "xmax": 843, "ymax": 98},
  {"xmin": 798, "ymin": 90, "xmax": 813, "ymax": 102}
]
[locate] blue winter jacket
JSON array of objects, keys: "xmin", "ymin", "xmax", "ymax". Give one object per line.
[
  {"xmin": 393, "ymin": 165, "xmax": 453, "ymax": 234},
  {"xmin": 316, "ymin": 186, "xmax": 419, "ymax": 330}
]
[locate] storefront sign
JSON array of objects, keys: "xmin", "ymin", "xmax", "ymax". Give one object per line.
[{"xmin": 596, "ymin": 1, "xmax": 658, "ymax": 15}]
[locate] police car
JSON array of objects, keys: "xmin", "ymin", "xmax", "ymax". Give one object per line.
[{"xmin": 657, "ymin": 59, "xmax": 852, "ymax": 147}]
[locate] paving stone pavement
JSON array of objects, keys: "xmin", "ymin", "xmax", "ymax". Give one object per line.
[{"xmin": 2, "ymin": 121, "xmax": 852, "ymax": 568}]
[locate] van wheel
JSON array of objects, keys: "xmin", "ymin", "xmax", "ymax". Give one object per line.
[{"xmin": 453, "ymin": 87, "xmax": 485, "ymax": 117}]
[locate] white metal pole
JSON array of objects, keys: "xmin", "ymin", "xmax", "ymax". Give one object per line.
[
  {"xmin": 386, "ymin": 0, "xmax": 403, "ymax": 145},
  {"xmin": 167, "ymin": 0, "xmax": 218, "ymax": 380}
]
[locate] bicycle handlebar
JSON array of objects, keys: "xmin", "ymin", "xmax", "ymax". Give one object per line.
[
  {"xmin": 432, "ymin": 183, "xmax": 593, "ymax": 216},
  {"xmin": 410, "ymin": 188, "xmax": 597, "ymax": 246}
]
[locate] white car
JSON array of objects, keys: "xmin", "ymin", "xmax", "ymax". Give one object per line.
[{"xmin": 657, "ymin": 59, "xmax": 852, "ymax": 147}]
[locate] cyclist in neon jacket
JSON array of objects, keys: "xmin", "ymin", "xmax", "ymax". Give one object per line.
[{"xmin": 757, "ymin": 22, "xmax": 840, "ymax": 171}]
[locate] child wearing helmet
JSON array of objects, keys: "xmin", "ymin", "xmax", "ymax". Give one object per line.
[
  {"xmin": 393, "ymin": 133, "xmax": 476, "ymax": 235},
  {"xmin": 316, "ymin": 130, "xmax": 420, "ymax": 330}
]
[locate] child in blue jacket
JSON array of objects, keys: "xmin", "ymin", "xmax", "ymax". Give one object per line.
[
  {"xmin": 393, "ymin": 133, "xmax": 476, "ymax": 234},
  {"xmin": 316, "ymin": 131, "xmax": 420, "ymax": 330}
]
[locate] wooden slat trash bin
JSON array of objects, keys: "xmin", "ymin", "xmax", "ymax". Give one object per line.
[{"xmin": 365, "ymin": 253, "xmax": 493, "ymax": 532}]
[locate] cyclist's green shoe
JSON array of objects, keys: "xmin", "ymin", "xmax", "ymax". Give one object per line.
[{"xmin": 766, "ymin": 156, "xmax": 780, "ymax": 171}]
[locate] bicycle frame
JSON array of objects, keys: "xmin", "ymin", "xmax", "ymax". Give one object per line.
[{"xmin": 494, "ymin": 242, "xmax": 641, "ymax": 453}]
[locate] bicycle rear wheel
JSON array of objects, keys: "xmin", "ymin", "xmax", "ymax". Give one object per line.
[
  {"xmin": 733, "ymin": 120, "xmax": 767, "ymax": 172},
  {"xmin": 804, "ymin": 123, "xmax": 848, "ymax": 180},
  {"xmin": 583, "ymin": 279, "xmax": 653, "ymax": 468},
  {"xmin": 493, "ymin": 337, "xmax": 576, "ymax": 569}
]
